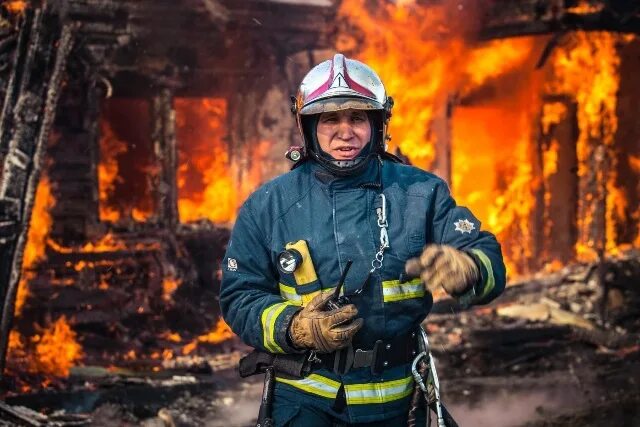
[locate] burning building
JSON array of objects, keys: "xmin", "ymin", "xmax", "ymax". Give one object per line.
[
  {"xmin": 0, "ymin": 0, "xmax": 639, "ymax": 424},
  {"xmin": 0, "ymin": 0, "xmax": 338, "ymax": 393}
]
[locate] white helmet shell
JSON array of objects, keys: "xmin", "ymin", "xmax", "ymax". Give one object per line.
[{"xmin": 295, "ymin": 53, "xmax": 388, "ymax": 115}]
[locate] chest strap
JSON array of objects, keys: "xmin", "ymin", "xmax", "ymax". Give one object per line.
[{"xmin": 317, "ymin": 329, "xmax": 419, "ymax": 375}]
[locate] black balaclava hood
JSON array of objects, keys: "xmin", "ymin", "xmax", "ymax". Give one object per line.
[{"xmin": 301, "ymin": 111, "xmax": 383, "ymax": 177}]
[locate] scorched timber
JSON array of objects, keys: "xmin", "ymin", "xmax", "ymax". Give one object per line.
[{"xmin": 479, "ymin": 0, "xmax": 640, "ymax": 40}]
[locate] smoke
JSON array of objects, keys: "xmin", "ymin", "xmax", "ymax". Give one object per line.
[
  {"xmin": 204, "ymin": 380, "xmax": 262, "ymax": 427},
  {"xmin": 444, "ymin": 382, "xmax": 594, "ymax": 427}
]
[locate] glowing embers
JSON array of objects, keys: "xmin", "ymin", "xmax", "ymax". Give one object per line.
[
  {"xmin": 181, "ymin": 318, "xmax": 234, "ymax": 356},
  {"xmin": 2, "ymin": 1, "xmax": 27, "ymax": 14},
  {"xmin": 98, "ymin": 99, "xmax": 156, "ymax": 223}
]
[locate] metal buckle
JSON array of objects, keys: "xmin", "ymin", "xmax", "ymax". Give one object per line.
[
  {"xmin": 350, "ymin": 340, "xmax": 386, "ymax": 375},
  {"xmin": 352, "ymin": 348, "xmax": 374, "ymax": 369},
  {"xmin": 333, "ymin": 345, "xmax": 354, "ymax": 375}
]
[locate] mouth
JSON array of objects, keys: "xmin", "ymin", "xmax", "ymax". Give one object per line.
[{"xmin": 336, "ymin": 146, "xmax": 358, "ymax": 153}]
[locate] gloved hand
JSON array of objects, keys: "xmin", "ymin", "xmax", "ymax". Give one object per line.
[
  {"xmin": 405, "ymin": 244, "xmax": 480, "ymax": 296},
  {"xmin": 289, "ymin": 292, "xmax": 363, "ymax": 353}
]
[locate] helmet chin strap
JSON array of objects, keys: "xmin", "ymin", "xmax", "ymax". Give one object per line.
[{"xmin": 329, "ymin": 158, "xmax": 365, "ymax": 168}]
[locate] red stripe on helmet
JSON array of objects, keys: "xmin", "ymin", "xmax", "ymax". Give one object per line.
[
  {"xmin": 306, "ymin": 60, "xmax": 335, "ymax": 103},
  {"xmin": 343, "ymin": 63, "xmax": 376, "ymax": 99},
  {"xmin": 305, "ymin": 55, "xmax": 376, "ymax": 104}
]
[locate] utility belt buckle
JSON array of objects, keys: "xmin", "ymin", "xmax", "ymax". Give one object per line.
[
  {"xmin": 332, "ymin": 345, "xmax": 354, "ymax": 375},
  {"xmin": 352, "ymin": 340, "xmax": 384, "ymax": 375}
]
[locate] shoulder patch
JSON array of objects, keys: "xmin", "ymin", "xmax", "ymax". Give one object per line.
[
  {"xmin": 227, "ymin": 258, "xmax": 238, "ymax": 271},
  {"xmin": 454, "ymin": 218, "xmax": 476, "ymax": 234}
]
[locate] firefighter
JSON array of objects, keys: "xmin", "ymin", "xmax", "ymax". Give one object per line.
[{"xmin": 220, "ymin": 53, "xmax": 506, "ymax": 426}]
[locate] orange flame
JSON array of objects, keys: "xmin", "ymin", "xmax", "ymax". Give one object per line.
[
  {"xmin": 98, "ymin": 100, "xmax": 155, "ymax": 223},
  {"xmin": 175, "ymin": 98, "xmax": 237, "ymax": 224},
  {"xmin": 15, "ymin": 176, "xmax": 54, "ymax": 317},
  {"xmin": 175, "ymin": 98, "xmax": 269, "ymax": 224},
  {"xmin": 566, "ymin": 1, "xmax": 604, "ymax": 14},
  {"xmin": 339, "ymin": 1, "xmax": 637, "ymax": 276},
  {"xmin": 182, "ymin": 318, "xmax": 234, "ymax": 355},
  {"xmin": 98, "ymin": 119, "xmax": 128, "ymax": 222},
  {"xmin": 549, "ymin": 32, "xmax": 624, "ymax": 260},
  {"xmin": 339, "ymin": 0, "xmax": 548, "ymax": 277},
  {"xmin": 30, "ymin": 316, "xmax": 83, "ymax": 377},
  {"xmin": 162, "ymin": 276, "xmax": 182, "ymax": 301},
  {"xmin": 338, "ymin": 1, "xmax": 535, "ymax": 170},
  {"xmin": 3, "ymin": 1, "xmax": 26, "ymax": 14}
]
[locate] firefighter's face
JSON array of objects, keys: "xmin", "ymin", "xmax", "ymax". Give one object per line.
[{"xmin": 316, "ymin": 109, "xmax": 371, "ymax": 160}]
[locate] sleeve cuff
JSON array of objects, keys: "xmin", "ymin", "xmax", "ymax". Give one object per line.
[
  {"xmin": 457, "ymin": 249, "xmax": 494, "ymax": 308},
  {"xmin": 261, "ymin": 303, "xmax": 301, "ymax": 354}
]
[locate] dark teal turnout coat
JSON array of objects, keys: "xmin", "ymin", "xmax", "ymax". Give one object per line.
[{"xmin": 221, "ymin": 157, "xmax": 505, "ymax": 424}]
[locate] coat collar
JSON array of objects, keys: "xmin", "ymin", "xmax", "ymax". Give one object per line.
[{"xmin": 307, "ymin": 157, "xmax": 382, "ymax": 191}]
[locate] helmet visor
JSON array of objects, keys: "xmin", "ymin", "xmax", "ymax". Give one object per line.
[{"xmin": 300, "ymin": 96, "xmax": 384, "ymax": 115}]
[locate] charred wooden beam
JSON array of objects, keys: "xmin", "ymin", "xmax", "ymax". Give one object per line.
[
  {"xmin": 430, "ymin": 96, "xmax": 454, "ymax": 186},
  {"xmin": 0, "ymin": 400, "xmax": 45, "ymax": 427},
  {"xmin": 0, "ymin": 11, "xmax": 33, "ymax": 159},
  {"xmin": 0, "ymin": 9, "xmax": 76, "ymax": 376},
  {"xmin": 533, "ymin": 96, "xmax": 579, "ymax": 268},
  {"xmin": 478, "ymin": 0, "xmax": 640, "ymax": 40},
  {"xmin": 151, "ymin": 88, "xmax": 178, "ymax": 228}
]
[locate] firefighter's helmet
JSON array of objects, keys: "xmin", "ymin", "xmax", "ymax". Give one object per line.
[{"xmin": 291, "ymin": 53, "xmax": 394, "ymax": 175}]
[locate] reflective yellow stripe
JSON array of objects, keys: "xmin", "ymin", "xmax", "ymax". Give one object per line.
[
  {"xmin": 276, "ymin": 374, "xmax": 414, "ymax": 404},
  {"xmin": 278, "ymin": 283, "xmax": 302, "ymax": 305},
  {"xmin": 276, "ymin": 374, "xmax": 340, "ymax": 399},
  {"xmin": 470, "ymin": 249, "xmax": 495, "ymax": 299},
  {"xmin": 345, "ymin": 376, "xmax": 414, "ymax": 404},
  {"xmin": 382, "ymin": 279, "xmax": 424, "ymax": 302},
  {"xmin": 260, "ymin": 302, "xmax": 294, "ymax": 353}
]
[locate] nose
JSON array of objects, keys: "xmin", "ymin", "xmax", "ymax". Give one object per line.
[{"xmin": 337, "ymin": 119, "xmax": 354, "ymax": 140}]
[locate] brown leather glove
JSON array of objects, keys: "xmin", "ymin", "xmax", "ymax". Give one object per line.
[
  {"xmin": 289, "ymin": 292, "xmax": 363, "ymax": 353},
  {"xmin": 405, "ymin": 244, "xmax": 480, "ymax": 296}
]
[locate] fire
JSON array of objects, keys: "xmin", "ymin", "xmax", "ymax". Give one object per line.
[
  {"xmin": 548, "ymin": 32, "xmax": 624, "ymax": 260},
  {"xmin": 30, "ymin": 316, "xmax": 83, "ymax": 377},
  {"xmin": 162, "ymin": 276, "xmax": 182, "ymax": 301},
  {"xmin": 182, "ymin": 318, "xmax": 234, "ymax": 355},
  {"xmin": 2, "ymin": 1, "xmax": 26, "ymax": 14},
  {"xmin": 13, "ymin": 175, "xmax": 54, "ymax": 321},
  {"xmin": 175, "ymin": 98, "xmax": 269, "ymax": 224},
  {"xmin": 340, "ymin": 0, "xmax": 544, "ymax": 276},
  {"xmin": 175, "ymin": 98, "xmax": 237, "ymax": 224},
  {"xmin": 566, "ymin": 1, "xmax": 604, "ymax": 14},
  {"xmin": 22, "ymin": 176, "xmax": 54, "ymax": 273},
  {"xmin": 195, "ymin": 318, "xmax": 234, "ymax": 344},
  {"xmin": 98, "ymin": 119, "xmax": 128, "ymax": 222},
  {"xmin": 98, "ymin": 100, "xmax": 156, "ymax": 223},
  {"xmin": 338, "ymin": 0, "xmax": 535, "ymax": 170},
  {"xmin": 339, "ymin": 1, "xmax": 637, "ymax": 276},
  {"xmin": 48, "ymin": 232, "xmax": 124, "ymax": 253}
]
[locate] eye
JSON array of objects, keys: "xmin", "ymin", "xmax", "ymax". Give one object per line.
[
  {"xmin": 351, "ymin": 113, "xmax": 366, "ymax": 122},
  {"xmin": 320, "ymin": 114, "xmax": 338, "ymax": 123}
]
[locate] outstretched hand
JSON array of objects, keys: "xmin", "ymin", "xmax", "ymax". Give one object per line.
[{"xmin": 405, "ymin": 245, "xmax": 479, "ymax": 297}]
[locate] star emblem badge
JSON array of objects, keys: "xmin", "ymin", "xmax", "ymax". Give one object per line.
[{"xmin": 454, "ymin": 219, "xmax": 475, "ymax": 234}]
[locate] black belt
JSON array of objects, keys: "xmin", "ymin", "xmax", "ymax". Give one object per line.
[{"xmin": 317, "ymin": 330, "xmax": 419, "ymax": 375}]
